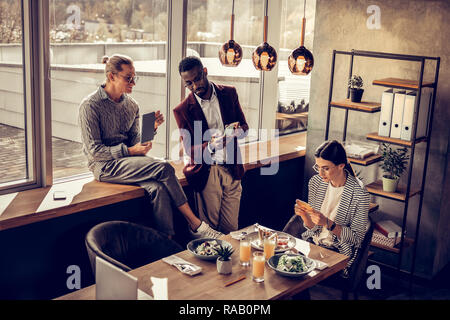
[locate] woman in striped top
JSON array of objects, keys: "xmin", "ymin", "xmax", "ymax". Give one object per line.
[{"xmin": 284, "ymin": 140, "xmax": 370, "ymax": 278}]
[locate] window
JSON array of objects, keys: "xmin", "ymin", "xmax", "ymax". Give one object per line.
[
  {"xmin": 0, "ymin": 0, "xmax": 29, "ymax": 187},
  {"xmin": 1, "ymin": 0, "xmax": 311, "ymax": 194},
  {"xmin": 184, "ymin": 0, "xmax": 264, "ymax": 143},
  {"xmin": 276, "ymin": 0, "xmax": 315, "ymax": 135},
  {"xmin": 49, "ymin": 0, "xmax": 168, "ymax": 181}
]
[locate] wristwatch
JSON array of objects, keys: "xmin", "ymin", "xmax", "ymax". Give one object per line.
[{"xmin": 328, "ymin": 221, "xmax": 337, "ymax": 232}]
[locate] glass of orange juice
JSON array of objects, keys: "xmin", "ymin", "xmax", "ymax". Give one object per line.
[
  {"xmin": 263, "ymin": 237, "xmax": 276, "ymax": 260},
  {"xmin": 252, "ymin": 252, "xmax": 265, "ymax": 282},
  {"xmin": 239, "ymin": 237, "xmax": 251, "ymax": 266}
]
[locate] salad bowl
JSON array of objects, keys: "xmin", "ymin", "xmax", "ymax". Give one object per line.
[{"xmin": 187, "ymin": 238, "xmax": 233, "ymax": 261}]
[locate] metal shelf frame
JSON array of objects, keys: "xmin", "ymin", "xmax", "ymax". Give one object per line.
[{"xmin": 324, "ymin": 49, "xmax": 440, "ymax": 289}]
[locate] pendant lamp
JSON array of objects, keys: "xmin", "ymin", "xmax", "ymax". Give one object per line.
[
  {"xmin": 288, "ymin": 0, "xmax": 314, "ymax": 75},
  {"xmin": 219, "ymin": 0, "xmax": 243, "ymax": 67},
  {"xmin": 252, "ymin": 0, "xmax": 277, "ymax": 71}
]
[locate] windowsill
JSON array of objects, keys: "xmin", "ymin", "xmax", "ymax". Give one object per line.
[{"xmin": 0, "ymin": 132, "xmax": 306, "ymax": 231}]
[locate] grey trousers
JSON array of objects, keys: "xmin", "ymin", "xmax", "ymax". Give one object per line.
[
  {"xmin": 195, "ymin": 165, "xmax": 242, "ymax": 234},
  {"xmin": 98, "ymin": 156, "xmax": 188, "ymax": 236}
]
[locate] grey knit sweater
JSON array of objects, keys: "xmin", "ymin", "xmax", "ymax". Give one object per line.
[{"xmin": 78, "ymin": 85, "xmax": 140, "ymax": 179}]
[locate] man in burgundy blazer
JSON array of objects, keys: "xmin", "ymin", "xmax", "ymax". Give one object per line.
[{"xmin": 173, "ymin": 56, "xmax": 248, "ymax": 234}]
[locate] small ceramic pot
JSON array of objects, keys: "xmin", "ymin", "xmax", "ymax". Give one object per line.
[
  {"xmin": 382, "ymin": 175, "xmax": 399, "ymax": 192},
  {"xmin": 350, "ymin": 88, "xmax": 364, "ymax": 103},
  {"xmin": 217, "ymin": 257, "xmax": 232, "ymax": 274}
]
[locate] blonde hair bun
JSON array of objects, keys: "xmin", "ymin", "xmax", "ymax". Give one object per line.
[{"xmin": 101, "ymin": 55, "xmax": 109, "ymax": 64}]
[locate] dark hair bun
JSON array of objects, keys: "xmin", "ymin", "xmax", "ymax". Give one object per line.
[{"xmin": 101, "ymin": 55, "xmax": 109, "ymax": 64}]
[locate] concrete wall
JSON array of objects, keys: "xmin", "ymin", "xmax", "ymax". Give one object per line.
[{"xmin": 307, "ymin": 0, "xmax": 449, "ymax": 278}]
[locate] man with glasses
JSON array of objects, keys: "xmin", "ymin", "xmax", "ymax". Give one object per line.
[
  {"xmin": 79, "ymin": 54, "xmax": 222, "ymax": 240},
  {"xmin": 173, "ymin": 56, "xmax": 249, "ymax": 235}
]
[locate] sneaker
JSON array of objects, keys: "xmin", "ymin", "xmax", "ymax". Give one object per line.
[{"xmin": 190, "ymin": 221, "xmax": 224, "ymax": 239}]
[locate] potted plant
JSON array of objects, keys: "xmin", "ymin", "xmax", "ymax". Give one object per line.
[
  {"xmin": 380, "ymin": 143, "xmax": 409, "ymax": 192},
  {"xmin": 348, "ymin": 75, "xmax": 364, "ymax": 103},
  {"xmin": 216, "ymin": 244, "xmax": 234, "ymax": 275}
]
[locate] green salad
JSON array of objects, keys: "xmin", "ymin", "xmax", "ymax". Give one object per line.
[
  {"xmin": 276, "ymin": 254, "xmax": 307, "ymax": 273},
  {"xmin": 195, "ymin": 240, "xmax": 220, "ymax": 256}
]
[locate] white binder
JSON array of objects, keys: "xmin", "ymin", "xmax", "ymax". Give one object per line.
[
  {"xmin": 390, "ymin": 90, "xmax": 406, "ymax": 139},
  {"xmin": 400, "ymin": 91, "xmax": 431, "ymax": 141},
  {"xmin": 400, "ymin": 92, "xmax": 416, "ymax": 141},
  {"xmin": 378, "ymin": 89, "xmax": 394, "ymax": 137},
  {"xmin": 416, "ymin": 91, "xmax": 431, "ymax": 139}
]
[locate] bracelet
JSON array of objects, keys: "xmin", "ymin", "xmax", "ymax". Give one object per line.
[{"xmin": 328, "ymin": 221, "xmax": 337, "ymax": 232}]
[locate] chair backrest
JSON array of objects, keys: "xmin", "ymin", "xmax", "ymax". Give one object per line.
[
  {"xmin": 85, "ymin": 220, "xmax": 182, "ymax": 276},
  {"xmin": 347, "ymin": 217, "xmax": 375, "ymax": 291}
]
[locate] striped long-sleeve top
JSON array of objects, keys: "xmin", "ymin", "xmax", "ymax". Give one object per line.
[
  {"xmin": 78, "ymin": 85, "xmax": 140, "ymax": 180},
  {"xmin": 302, "ymin": 171, "xmax": 370, "ymax": 277}
]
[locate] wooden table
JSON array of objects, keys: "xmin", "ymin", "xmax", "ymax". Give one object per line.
[{"xmin": 57, "ymin": 232, "xmax": 348, "ymax": 300}]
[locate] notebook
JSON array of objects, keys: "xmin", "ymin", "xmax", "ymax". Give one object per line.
[{"xmin": 95, "ymin": 256, "xmax": 152, "ymax": 300}]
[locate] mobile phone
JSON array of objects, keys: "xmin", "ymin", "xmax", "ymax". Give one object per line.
[
  {"xmin": 295, "ymin": 199, "xmax": 313, "ymax": 212},
  {"xmin": 141, "ymin": 112, "xmax": 156, "ymax": 143},
  {"xmin": 224, "ymin": 121, "xmax": 239, "ymax": 136},
  {"xmin": 53, "ymin": 191, "xmax": 67, "ymax": 200}
]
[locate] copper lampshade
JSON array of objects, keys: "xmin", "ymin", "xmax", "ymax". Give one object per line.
[
  {"xmin": 252, "ymin": 8, "xmax": 277, "ymax": 71},
  {"xmin": 219, "ymin": 40, "xmax": 243, "ymax": 67},
  {"xmin": 219, "ymin": 0, "xmax": 243, "ymax": 67},
  {"xmin": 288, "ymin": 0, "xmax": 314, "ymax": 75},
  {"xmin": 252, "ymin": 41, "xmax": 277, "ymax": 71},
  {"xmin": 288, "ymin": 45, "xmax": 314, "ymax": 75}
]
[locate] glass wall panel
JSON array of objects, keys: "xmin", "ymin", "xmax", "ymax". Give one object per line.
[
  {"xmin": 0, "ymin": 0, "xmax": 28, "ymax": 185},
  {"xmin": 49, "ymin": 0, "xmax": 168, "ymax": 180},
  {"xmin": 185, "ymin": 0, "xmax": 264, "ymax": 143},
  {"xmin": 276, "ymin": 0, "xmax": 315, "ymax": 135}
]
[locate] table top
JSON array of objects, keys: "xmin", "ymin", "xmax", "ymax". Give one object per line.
[{"xmin": 57, "ymin": 230, "xmax": 348, "ymax": 300}]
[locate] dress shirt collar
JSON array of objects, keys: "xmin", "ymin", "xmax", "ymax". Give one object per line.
[{"xmin": 194, "ymin": 83, "xmax": 216, "ymax": 106}]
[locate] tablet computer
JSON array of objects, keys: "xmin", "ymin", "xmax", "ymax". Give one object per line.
[{"xmin": 141, "ymin": 112, "xmax": 156, "ymax": 143}]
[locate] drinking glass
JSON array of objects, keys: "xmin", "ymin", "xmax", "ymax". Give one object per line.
[
  {"xmin": 263, "ymin": 237, "xmax": 276, "ymax": 260},
  {"xmin": 252, "ymin": 252, "xmax": 265, "ymax": 282},
  {"xmin": 239, "ymin": 237, "xmax": 251, "ymax": 266}
]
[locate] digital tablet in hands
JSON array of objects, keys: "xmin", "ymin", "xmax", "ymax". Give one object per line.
[{"xmin": 141, "ymin": 112, "xmax": 156, "ymax": 143}]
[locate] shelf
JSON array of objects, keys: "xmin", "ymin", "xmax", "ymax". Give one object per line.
[
  {"xmin": 330, "ymin": 99, "xmax": 381, "ymax": 113},
  {"xmin": 348, "ymin": 154, "xmax": 382, "ymax": 166},
  {"xmin": 371, "ymin": 236, "xmax": 414, "ymax": 254},
  {"xmin": 366, "ymin": 180, "xmax": 421, "ymax": 202},
  {"xmin": 366, "ymin": 132, "xmax": 426, "ymax": 147},
  {"xmin": 373, "ymin": 77, "xmax": 435, "ymax": 90},
  {"xmin": 276, "ymin": 112, "xmax": 308, "ymax": 121}
]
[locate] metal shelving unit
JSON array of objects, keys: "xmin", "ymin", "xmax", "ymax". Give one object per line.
[{"xmin": 324, "ymin": 49, "xmax": 440, "ymax": 286}]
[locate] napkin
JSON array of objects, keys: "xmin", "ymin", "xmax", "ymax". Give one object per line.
[
  {"xmin": 294, "ymin": 238, "xmax": 329, "ymax": 271},
  {"xmin": 230, "ymin": 223, "xmax": 264, "ymax": 240},
  {"xmin": 150, "ymin": 277, "xmax": 168, "ymax": 300},
  {"xmin": 162, "ymin": 255, "xmax": 202, "ymax": 276}
]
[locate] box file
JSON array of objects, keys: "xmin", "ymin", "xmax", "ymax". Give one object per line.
[
  {"xmin": 390, "ymin": 90, "xmax": 406, "ymax": 139},
  {"xmin": 378, "ymin": 89, "xmax": 394, "ymax": 137}
]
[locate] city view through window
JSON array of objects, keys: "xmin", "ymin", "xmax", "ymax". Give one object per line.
[{"xmin": 0, "ymin": 0, "xmax": 314, "ymax": 186}]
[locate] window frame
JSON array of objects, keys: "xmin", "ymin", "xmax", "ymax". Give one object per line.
[{"xmin": 1, "ymin": 0, "xmax": 288, "ymax": 195}]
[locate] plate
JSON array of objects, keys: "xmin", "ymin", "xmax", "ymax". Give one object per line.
[
  {"xmin": 247, "ymin": 231, "xmax": 296, "ymax": 253},
  {"xmin": 267, "ymin": 253, "xmax": 316, "ymax": 278},
  {"xmin": 187, "ymin": 238, "xmax": 233, "ymax": 261}
]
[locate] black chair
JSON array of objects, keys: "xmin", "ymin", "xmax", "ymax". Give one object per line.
[
  {"xmin": 85, "ymin": 220, "xmax": 183, "ymax": 275},
  {"xmin": 322, "ymin": 217, "xmax": 375, "ymax": 300}
]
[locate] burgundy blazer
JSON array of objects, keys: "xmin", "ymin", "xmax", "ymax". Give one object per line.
[{"xmin": 173, "ymin": 83, "xmax": 249, "ymax": 191}]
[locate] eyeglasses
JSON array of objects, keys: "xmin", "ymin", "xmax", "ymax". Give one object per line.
[
  {"xmin": 117, "ymin": 74, "xmax": 139, "ymax": 84},
  {"xmin": 183, "ymin": 70, "xmax": 205, "ymax": 88},
  {"xmin": 312, "ymin": 163, "xmax": 335, "ymax": 173}
]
